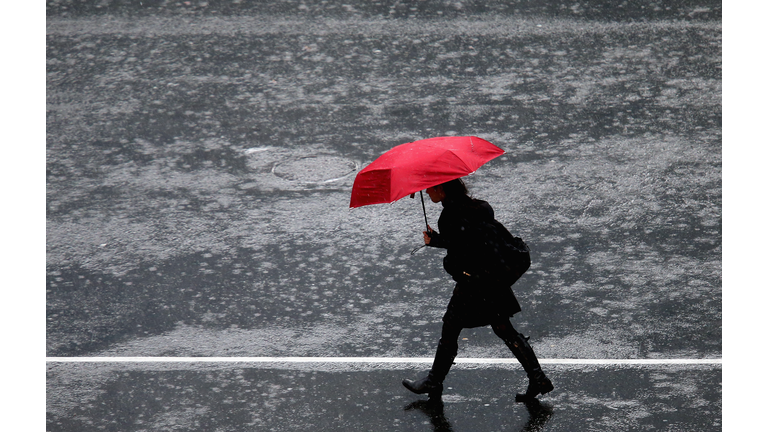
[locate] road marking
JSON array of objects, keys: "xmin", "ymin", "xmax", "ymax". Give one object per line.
[{"xmin": 46, "ymin": 357, "xmax": 722, "ymax": 365}]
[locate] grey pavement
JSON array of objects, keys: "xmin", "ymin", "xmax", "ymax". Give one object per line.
[{"xmin": 46, "ymin": 1, "xmax": 722, "ymax": 430}]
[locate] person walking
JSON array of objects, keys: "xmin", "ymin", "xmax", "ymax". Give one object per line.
[{"xmin": 402, "ymin": 178, "xmax": 554, "ymax": 401}]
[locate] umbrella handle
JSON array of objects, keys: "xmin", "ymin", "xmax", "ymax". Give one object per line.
[{"xmin": 419, "ymin": 190, "xmax": 430, "ymax": 232}]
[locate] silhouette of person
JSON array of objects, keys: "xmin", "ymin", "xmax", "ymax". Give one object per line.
[{"xmin": 403, "ymin": 179, "xmax": 554, "ymax": 401}]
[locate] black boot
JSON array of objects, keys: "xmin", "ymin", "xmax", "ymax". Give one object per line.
[
  {"xmin": 402, "ymin": 372, "xmax": 444, "ymax": 398},
  {"xmin": 403, "ymin": 339, "xmax": 457, "ymax": 399},
  {"xmin": 515, "ymin": 368, "xmax": 554, "ymax": 402},
  {"xmin": 495, "ymin": 325, "xmax": 554, "ymax": 401}
]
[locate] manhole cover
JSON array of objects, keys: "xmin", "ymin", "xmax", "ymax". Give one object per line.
[{"xmin": 272, "ymin": 155, "xmax": 358, "ymax": 183}]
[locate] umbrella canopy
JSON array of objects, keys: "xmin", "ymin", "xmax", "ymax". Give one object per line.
[{"xmin": 349, "ymin": 136, "xmax": 505, "ymax": 208}]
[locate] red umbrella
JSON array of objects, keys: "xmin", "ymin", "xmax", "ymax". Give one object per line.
[{"xmin": 349, "ymin": 136, "xmax": 505, "ymax": 227}]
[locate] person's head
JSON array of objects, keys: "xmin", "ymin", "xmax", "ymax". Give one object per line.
[
  {"xmin": 426, "ymin": 178, "xmax": 468, "ymax": 203},
  {"xmin": 441, "ymin": 178, "xmax": 468, "ymax": 199}
]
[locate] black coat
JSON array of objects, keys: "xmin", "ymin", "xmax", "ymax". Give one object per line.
[{"xmin": 427, "ymin": 195, "xmax": 525, "ymax": 327}]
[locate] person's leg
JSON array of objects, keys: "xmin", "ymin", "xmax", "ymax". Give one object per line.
[
  {"xmin": 430, "ymin": 320, "xmax": 461, "ymax": 382},
  {"xmin": 491, "ymin": 318, "xmax": 554, "ymax": 401},
  {"xmin": 403, "ymin": 320, "xmax": 462, "ymax": 398}
]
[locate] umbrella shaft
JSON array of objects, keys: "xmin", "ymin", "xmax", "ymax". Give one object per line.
[{"xmin": 420, "ymin": 190, "xmax": 429, "ymax": 231}]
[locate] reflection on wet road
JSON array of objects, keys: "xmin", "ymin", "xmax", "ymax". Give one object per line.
[{"xmin": 47, "ymin": 362, "xmax": 720, "ymax": 431}]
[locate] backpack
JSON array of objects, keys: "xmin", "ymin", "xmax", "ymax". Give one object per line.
[
  {"xmin": 470, "ymin": 217, "xmax": 531, "ymax": 285},
  {"xmin": 439, "ymin": 198, "xmax": 531, "ymax": 285}
]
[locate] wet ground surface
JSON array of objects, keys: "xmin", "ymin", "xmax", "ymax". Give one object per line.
[
  {"xmin": 46, "ymin": 0, "xmax": 721, "ymax": 430},
  {"xmin": 47, "ymin": 362, "xmax": 721, "ymax": 432}
]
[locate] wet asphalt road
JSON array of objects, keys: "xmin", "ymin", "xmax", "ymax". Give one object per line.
[
  {"xmin": 47, "ymin": 362, "xmax": 721, "ymax": 431},
  {"xmin": 46, "ymin": 1, "xmax": 721, "ymax": 430}
]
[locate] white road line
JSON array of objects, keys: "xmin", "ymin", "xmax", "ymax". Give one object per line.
[{"xmin": 45, "ymin": 357, "xmax": 722, "ymax": 365}]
